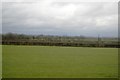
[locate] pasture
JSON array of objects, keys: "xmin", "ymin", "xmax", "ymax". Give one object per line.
[
  {"xmin": 2, "ymin": 45, "xmax": 118, "ymax": 78},
  {"xmin": 0, "ymin": 45, "xmax": 2, "ymax": 78}
]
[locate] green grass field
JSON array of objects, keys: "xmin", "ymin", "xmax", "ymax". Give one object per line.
[
  {"xmin": 2, "ymin": 45, "xmax": 118, "ymax": 78},
  {"xmin": 0, "ymin": 45, "xmax": 2, "ymax": 78}
]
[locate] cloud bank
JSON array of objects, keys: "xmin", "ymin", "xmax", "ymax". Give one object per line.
[{"xmin": 2, "ymin": 0, "xmax": 118, "ymax": 37}]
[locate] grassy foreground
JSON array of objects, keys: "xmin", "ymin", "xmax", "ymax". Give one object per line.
[
  {"xmin": 2, "ymin": 45, "xmax": 118, "ymax": 78},
  {"xmin": 0, "ymin": 45, "xmax": 2, "ymax": 78}
]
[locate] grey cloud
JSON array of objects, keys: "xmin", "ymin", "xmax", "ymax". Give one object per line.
[{"xmin": 2, "ymin": 1, "xmax": 118, "ymax": 37}]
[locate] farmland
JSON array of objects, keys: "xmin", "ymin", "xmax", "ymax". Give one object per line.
[
  {"xmin": 2, "ymin": 45, "xmax": 118, "ymax": 78},
  {"xmin": 0, "ymin": 45, "xmax": 1, "ymax": 78}
]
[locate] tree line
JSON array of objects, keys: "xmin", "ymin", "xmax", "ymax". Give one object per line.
[{"xmin": 1, "ymin": 33, "xmax": 119, "ymax": 48}]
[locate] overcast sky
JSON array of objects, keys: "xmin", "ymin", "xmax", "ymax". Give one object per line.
[{"xmin": 2, "ymin": 0, "xmax": 118, "ymax": 37}]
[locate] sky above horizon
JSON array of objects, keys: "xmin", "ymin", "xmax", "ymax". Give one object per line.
[{"xmin": 2, "ymin": 0, "xmax": 118, "ymax": 37}]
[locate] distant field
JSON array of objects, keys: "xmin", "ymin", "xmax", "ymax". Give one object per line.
[{"xmin": 2, "ymin": 45, "xmax": 118, "ymax": 78}]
